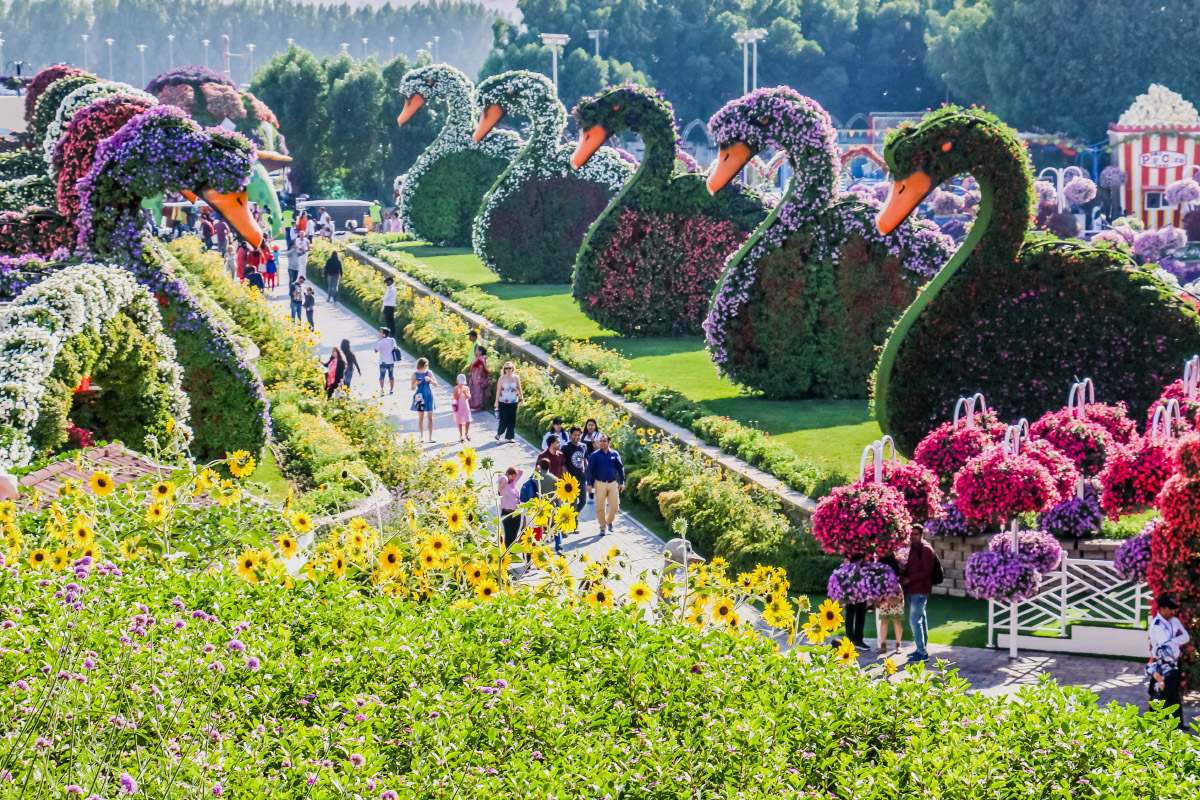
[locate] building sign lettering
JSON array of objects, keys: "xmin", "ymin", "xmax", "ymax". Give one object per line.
[{"xmin": 1139, "ymin": 150, "xmax": 1188, "ymax": 169}]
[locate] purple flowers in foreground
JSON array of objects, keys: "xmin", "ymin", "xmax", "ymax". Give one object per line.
[
  {"xmin": 965, "ymin": 549, "xmax": 1043, "ymax": 602},
  {"xmin": 1114, "ymin": 521, "xmax": 1155, "ymax": 583},
  {"xmin": 827, "ymin": 561, "xmax": 901, "ymax": 604}
]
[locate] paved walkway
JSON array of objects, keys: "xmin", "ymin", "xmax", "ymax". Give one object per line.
[{"xmin": 265, "ymin": 272, "xmax": 1194, "ymax": 725}]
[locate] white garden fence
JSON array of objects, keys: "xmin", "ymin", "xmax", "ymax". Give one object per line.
[{"xmin": 988, "ymin": 556, "xmax": 1152, "ymax": 657}]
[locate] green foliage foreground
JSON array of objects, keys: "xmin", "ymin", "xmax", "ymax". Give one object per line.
[{"xmin": 2, "ymin": 560, "xmax": 1197, "ymax": 797}]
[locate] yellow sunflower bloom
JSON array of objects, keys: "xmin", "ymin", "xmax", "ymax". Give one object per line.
[
  {"xmin": 417, "ymin": 549, "xmax": 441, "ymax": 570},
  {"xmin": 444, "ymin": 506, "xmax": 466, "ymax": 533},
  {"xmin": 88, "ymin": 471, "xmax": 114, "ymax": 497},
  {"xmin": 884, "ymin": 657, "xmax": 898, "ymax": 676},
  {"xmin": 804, "ymin": 614, "xmax": 828, "ymax": 645},
  {"xmin": 291, "ymin": 512, "xmax": 314, "ymax": 534},
  {"xmin": 711, "ymin": 596, "xmax": 735, "ymax": 624},
  {"xmin": 451, "ymin": 598, "xmax": 475, "ymax": 611},
  {"xmin": 554, "ymin": 474, "xmax": 580, "ymax": 504},
  {"xmin": 818, "ymin": 598, "xmax": 843, "ymax": 632},
  {"xmin": 79, "ymin": 545, "xmax": 101, "ymax": 562},
  {"xmin": 349, "ymin": 530, "xmax": 366, "ymax": 553},
  {"xmin": 117, "ymin": 537, "xmax": 142, "ymax": 561},
  {"xmin": 330, "ymin": 553, "xmax": 347, "ymax": 578},
  {"xmin": 440, "ymin": 459, "xmax": 460, "ymax": 479},
  {"xmin": 531, "ymin": 497, "xmax": 553, "ymax": 527},
  {"xmin": 627, "ymin": 581, "xmax": 653, "ymax": 605},
  {"xmin": 836, "ymin": 637, "xmax": 858, "ymax": 664},
  {"xmin": 28, "ymin": 549, "xmax": 48, "ymax": 569},
  {"xmin": 380, "ymin": 545, "xmax": 403, "ymax": 574},
  {"xmin": 235, "ymin": 550, "xmax": 259, "ymax": 583},
  {"xmin": 457, "ymin": 447, "xmax": 477, "ymax": 476},
  {"xmin": 49, "ymin": 548, "xmax": 69, "ymax": 572},
  {"xmin": 475, "ymin": 579, "xmax": 499, "ymax": 601},
  {"xmin": 145, "ymin": 503, "xmax": 167, "ymax": 525},
  {"xmin": 585, "ymin": 585, "xmax": 614, "ymax": 609},
  {"xmin": 276, "ymin": 534, "xmax": 299, "ymax": 560},
  {"xmin": 229, "ymin": 456, "xmax": 257, "ymax": 480},
  {"xmin": 151, "ymin": 481, "xmax": 175, "ymax": 502},
  {"xmin": 553, "ymin": 504, "xmax": 577, "ymax": 533}
]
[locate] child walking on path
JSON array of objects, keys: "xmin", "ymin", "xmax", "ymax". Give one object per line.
[{"xmin": 453, "ymin": 374, "xmax": 473, "ymax": 441}]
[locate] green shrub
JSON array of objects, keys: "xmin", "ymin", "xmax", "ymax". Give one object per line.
[
  {"xmin": 405, "ymin": 149, "xmax": 509, "ymax": 247},
  {"xmin": 0, "ymin": 150, "xmax": 42, "ymax": 181}
]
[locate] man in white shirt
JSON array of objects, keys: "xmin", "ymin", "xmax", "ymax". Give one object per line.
[
  {"xmin": 373, "ymin": 326, "xmax": 399, "ymax": 395},
  {"xmin": 382, "ymin": 276, "xmax": 397, "ymax": 336},
  {"xmin": 318, "ymin": 207, "xmax": 333, "ymax": 239},
  {"xmin": 290, "ymin": 231, "xmax": 309, "ymax": 287},
  {"xmin": 1149, "ymin": 593, "xmax": 1191, "ymax": 729}
]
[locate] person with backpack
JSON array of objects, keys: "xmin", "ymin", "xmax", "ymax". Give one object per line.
[
  {"xmin": 900, "ymin": 526, "xmax": 941, "ymax": 664},
  {"xmin": 289, "ymin": 276, "xmax": 305, "ymax": 323},
  {"xmin": 373, "ymin": 327, "xmax": 400, "ymax": 395}
]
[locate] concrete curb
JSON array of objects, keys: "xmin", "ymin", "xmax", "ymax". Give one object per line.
[{"xmin": 345, "ymin": 244, "xmax": 817, "ymax": 523}]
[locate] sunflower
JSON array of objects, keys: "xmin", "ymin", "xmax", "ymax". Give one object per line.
[
  {"xmin": 440, "ymin": 459, "xmax": 460, "ymax": 479},
  {"xmin": 553, "ymin": 504, "xmax": 577, "ymax": 533},
  {"xmin": 217, "ymin": 487, "xmax": 240, "ymax": 508},
  {"xmin": 227, "ymin": 451, "xmax": 257, "ymax": 479},
  {"xmin": 88, "ymin": 471, "xmax": 114, "ymax": 497},
  {"xmin": 276, "ymin": 534, "xmax": 299, "ymax": 560},
  {"xmin": 804, "ymin": 614, "xmax": 828, "ymax": 645},
  {"xmin": 530, "ymin": 547, "xmax": 551, "ymax": 570},
  {"xmin": 627, "ymin": 581, "xmax": 652, "ymax": 605},
  {"xmin": 835, "ymin": 637, "xmax": 858, "ymax": 664},
  {"xmin": 531, "ymin": 497, "xmax": 553, "ymax": 527},
  {"xmin": 475, "ymin": 579, "xmax": 499, "ymax": 601},
  {"xmin": 818, "ymin": 598, "xmax": 843, "ymax": 632},
  {"xmin": 444, "ymin": 506, "xmax": 466, "ymax": 533},
  {"xmin": 424, "ymin": 530, "xmax": 454, "ymax": 555},
  {"xmin": 883, "ymin": 657, "xmax": 898, "ymax": 676},
  {"xmin": 711, "ymin": 596, "xmax": 735, "ymax": 624},
  {"xmin": 49, "ymin": 548, "xmax": 69, "ymax": 572},
  {"xmin": 145, "ymin": 503, "xmax": 167, "ymax": 525},
  {"xmin": 28, "ymin": 549, "xmax": 48, "ymax": 569},
  {"xmin": 236, "ymin": 550, "xmax": 259, "ymax": 583},
  {"xmin": 151, "ymin": 481, "xmax": 175, "ymax": 502},
  {"xmin": 554, "ymin": 474, "xmax": 580, "ymax": 504},
  {"xmin": 585, "ymin": 585, "xmax": 614, "ymax": 609},
  {"xmin": 70, "ymin": 518, "xmax": 94, "ymax": 548},
  {"xmin": 348, "ymin": 530, "xmax": 366, "ymax": 553},
  {"xmin": 78, "ymin": 545, "xmax": 101, "ymax": 562},
  {"xmin": 330, "ymin": 553, "xmax": 347, "ymax": 578},
  {"xmin": 457, "ymin": 447, "xmax": 477, "ymax": 476},
  {"xmin": 451, "ymin": 598, "xmax": 475, "ymax": 611},
  {"xmin": 418, "ymin": 550, "xmax": 440, "ymax": 570},
  {"xmin": 380, "ymin": 545, "xmax": 403, "ymax": 574},
  {"xmin": 118, "ymin": 537, "xmax": 143, "ymax": 561},
  {"xmin": 291, "ymin": 512, "xmax": 314, "ymax": 534},
  {"xmin": 0, "ymin": 500, "xmax": 15, "ymax": 521}
]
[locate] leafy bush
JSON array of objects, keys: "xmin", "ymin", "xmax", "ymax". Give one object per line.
[{"xmin": 0, "ymin": 150, "xmax": 42, "ymax": 181}]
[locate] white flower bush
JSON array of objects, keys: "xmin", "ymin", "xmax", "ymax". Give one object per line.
[
  {"xmin": 41, "ymin": 81, "xmax": 153, "ymax": 172},
  {"xmin": 394, "ymin": 64, "xmax": 520, "ymax": 239},
  {"xmin": 0, "ymin": 173, "xmax": 55, "ymax": 211},
  {"xmin": 1118, "ymin": 84, "xmax": 1200, "ymax": 128},
  {"xmin": 0, "ymin": 263, "xmax": 191, "ymax": 469},
  {"xmin": 470, "ymin": 70, "xmax": 632, "ymax": 278}
]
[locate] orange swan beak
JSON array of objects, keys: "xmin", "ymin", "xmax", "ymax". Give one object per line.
[
  {"xmin": 876, "ymin": 171, "xmax": 934, "ymax": 235},
  {"xmin": 397, "ymin": 94, "xmax": 425, "ymax": 127},
  {"xmin": 183, "ymin": 188, "xmax": 264, "ymax": 249},
  {"xmin": 706, "ymin": 143, "xmax": 754, "ymax": 194},
  {"xmin": 474, "ymin": 104, "xmax": 505, "ymax": 142},
  {"xmin": 571, "ymin": 125, "xmax": 609, "ymax": 169}
]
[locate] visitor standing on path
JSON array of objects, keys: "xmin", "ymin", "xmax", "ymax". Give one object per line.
[
  {"xmin": 265, "ymin": 246, "xmax": 279, "ymax": 291},
  {"xmin": 214, "ymin": 217, "xmax": 229, "ymax": 253},
  {"xmin": 901, "ymin": 527, "xmax": 937, "ymax": 664},
  {"xmin": 841, "ymin": 554, "xmax": 869, "ymax": 650},
  {"xmin": 1148, "ymin": 593, "xmax": 1191, "ymax": 730},
  {"xmin": 324, "ymin": 347, "xmax": 345, "ymax": 399},
  {"xmin": 468, "ymin": 345, "xmax": 490, "ymax": 411},
  {"xmin": 498, "ymin": 466, "xmax": 524, "ymax": 555},
  {"xmin": 224, "ymin": 244, "xmax": 237, "ymax": 281},
  {"xmin": 291, "ymin": 230, "xmax": 309, "ymax": 287},
  {"xmin": 324, "ymin": 248, "xmax": 343, "ymax": 303},
  {"xmin": 289, "ymin": 276, "xmax": 306, "ymax": 323},
  {"xmin": 411, "ymin": 358, "xmax": 438, "ymax": 442},
  {"xmin": 236, "ymin": 241, "xmax": 248, "ymax": 282},
  {"xmin": 340, "ymin": 339, "xmax": 362, "ymax": 390},
  {"xmin": 541, "ymin": 417, "xmax": 567, "ymax": 451},
  {"xmin": 537, "ymin": 435, "xmax": 566, "ymax": 479},
  {"xmin": 561, "ymin": 426, "xmax": 589, "ymax": 513},
  {"xmin": 582, "ymin": 418, "xmax": 601, "ymax": 454},
  {"xmin": 586, "ymin": 434, "xmax": 624, "ymax": 535},
  {"xmin": 245, "ymin": 265, "xmax": 265, "ymax": 292},
  {"xmin": 304, "ymin": 287, "xmax": 316, "ymax": 328},
  {"xmin": 374, "ymin": 327, "xmax": 399, "ymax": 395},
  {"xmin": 381, "ymin": 276, "xmax": 397, "ymax": 335},
  {"xmin": 493, "ymin": 361, "xmax": 522, "ymax": 443},
  {"xmin": 877, "ymin": 552, "xmax": 905, "ymax": 655},
  {"xmin": 453, "ymin": 374, "xmax": 473, "ymax": 441}
]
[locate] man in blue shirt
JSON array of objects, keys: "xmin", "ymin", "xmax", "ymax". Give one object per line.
[{"xmin": 586, "ymin": 434, "xmax": 624, "ymax": 535}]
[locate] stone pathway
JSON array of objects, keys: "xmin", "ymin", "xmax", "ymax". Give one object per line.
[{"xmin": 265, "ymin": 272, "xmax": 1195, "ymax": 726}]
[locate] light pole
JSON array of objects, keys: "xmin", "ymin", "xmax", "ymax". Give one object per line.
[
  {"xmin": 221, "ymin": 34, "xmax": 231, "ymax": 75},
  {"xmin": 389, "ymin": 35, "xmax": 395, "ymax": 61},
  {"xmin": 287, "ymin": 38, "xmax": 294, "ymax": 49},
  {"xmin": 539, "ymin": 33, "xmax": 569, "ymax": 96},
  {"xmin": 168, "ymin": 34, "xmax": 174, "ymax": 69},
  {"xmin": 361, "ymin": 37, "xmax": 368, "ymax": 60},
  {"xmin": 105, "ymin": 38, "xmax": 114, "ymax": 79},
  {"xmin": 732, "ymin": 31, "xmax": 750, "ymax": 95},
  {"xmin": 202, "ymin": 39, "xmax": 210, "ymax": 68},
  {"xmin": 749, "ymin": 28, "xmax": 767, "ymax": 89},
  {"xmin": 137, "ymin": 43, "xmax": 146, "ymax": 87},
  {"xmin": 587, "ymin": 28, "xmax": 606, "ymax": 58},
  {"xmin": 433, "ymin": 35, "xmax": 439, "ymax": 63},
  {"xmin": 81, "ymin": 33, "xmax": 89, "ymax": 72},
  {"xmin": 425, "ymin": 41, "xmax": 432, "ymax": 62},
  {"xmin": 340, "ymin": 42, "xmax": 349, "ymax": 54},
  {"xmin": 247, "ymin": 43, "xmax": 255, "ymax": 81}
]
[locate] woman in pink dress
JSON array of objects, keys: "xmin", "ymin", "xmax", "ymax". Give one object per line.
[
  {"xmin": 467, "ymin": 345, "xmax": 491, "ymax": 412},
  {"xmin": 453, "ymin": 374, "xmax": 473, "ymax": 441}
]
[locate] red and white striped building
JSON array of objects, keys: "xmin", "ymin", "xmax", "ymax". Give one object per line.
[{"xmin": 1108, "ymin": 124, "xmax": 1200, "ymax": 229}]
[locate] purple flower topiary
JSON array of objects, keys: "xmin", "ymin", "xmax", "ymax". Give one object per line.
[
  {"xmin": 1090, "ymin": 229, "xmax": 1128, "ymax": 248},
  {"xmin": 931, "ymin": 189, "xmax": 961, "ymax": 216},
  {"xmin": 1133, "ymin": 229, "xmax": 1163, "ymax": 261},
  {"xmin": 1039, "ymin": 490, "xmax": 1103, "ymax": 539},
  {"xmin": 924, "ymin": 501, "xmax": 974, "ymax": 537},
  {"xmin": 146, "ymin": 65, "xmax": 235, "ymax": 94},
  {"xmin": 827, "ymin": 561, "xmax": 901, "ymax": 604},
  {"xmin": 871, "ymin": 182, "xmax": 891, "ymax": 203},
  {"xmin": 1165, "ymin": 179, "xmax": 1200, "ymax": 208},
  {"xmin": 1156, "ymin": 225, "xmax": 1187, "ymax": 252},
  {"xmin": 1033, "ymin": 180, "xmax": 1057, "ymax": 205},
  {"xmin": 965, "ymin": 549, "xmax": 1043, "ymax": 602},
  {"xmin": 987, "ymin": 529, "xmax": 1064, "ymax": 573},
  {"xmin": 1099, "ymin": 166, "xmax": 1127, "ymax": 188},
  {"xmin": 1063, "ymin": 177, "xmax": 1097, "ymax": 206},
  {"xmin": 1113, "ymin": 520, "xmax": 1155, "ymax": 583}
]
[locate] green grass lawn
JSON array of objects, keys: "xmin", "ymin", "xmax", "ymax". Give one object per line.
[
  {"xmin": 809, "ymin": 593, "xmax": 991, "ymax": 649},
  {"xmin": 252, "ymin": 447, "xmax": 292, "ymax": 504},
  {"xmin": 391, "ymin": 243, "xmax": 882, "ymax": 476}
]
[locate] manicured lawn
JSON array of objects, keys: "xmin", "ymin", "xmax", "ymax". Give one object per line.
[
  {"xmin": 810, "ymin": 593, "xmax": 991, "ymax": 649},
  {"xmin": 392, "ymin": 242, "xmax": 882, "ymax": 475}
]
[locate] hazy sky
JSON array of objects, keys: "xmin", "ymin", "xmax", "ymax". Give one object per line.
[{"xmin": 298, "ymin": 0, "xmax": 519, "ymax": 16}]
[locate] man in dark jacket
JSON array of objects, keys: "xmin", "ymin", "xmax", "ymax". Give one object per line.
[
  {"xmin": 560, "ymin": 426, "xmax": 589, "ymax": 513},
  {"xmin": 901, "ymin": 526, "xmax": 937, "ymax": 664},
  {"xmin": 536, "ymin": 435, "xmax": 566, "ymax": 480},
  {"xmin": 324, "ymin": 249, "xmax": 343, "ymax": 303}
]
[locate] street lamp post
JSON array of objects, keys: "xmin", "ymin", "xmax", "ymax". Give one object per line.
[
  {"xmin": 361, "ymin": 38, "xmax": 368, "ymax": 60},
  {"xmin": 341, "ymin": 42, "xmax": 349, "ymax": 54},
  {"xmin": 168, "ymin": 34, "xmax": 174, "ymax": 69},
  {"xmin": 202, "ymin": 39, "xmax": 210, "ymax": 68},
  {"xmin": 221, "ymin": 34, "xmax": 232, "ymax": 75},
  {"xmin": 247, "ymin": 43, "xmax": 255, "ymax": 81},
  {"xmin": 732, "ymin": 31, "xmax": 749, "ymax": 94},
  {"xmin": 389, "ymin": 35, "xmax": 395, "ymax": 61},
  {"xmin": 434, "ymin": 35, "xmax": 439, "ymax": 63},
  {"xmin": 105, "ymin": 38, "xmax": 114, "ymax": 80},
  {"xmin": 81, "ymin": 34, "xmax": 89, "ymax": 72},
  {"xmin": 287, "ymin": 38, "xmax": 294, "ymax": 49},
  {"xmin": 587, "ymin": 28, "xmax": 606, "ymax": 58},
  {"xmin": 137, "ymin": 43, "xmax": 146, "ymax": 88},
  {"xmin": 539, "ymin": 33, "xmax": 570, "ymax": 96}
]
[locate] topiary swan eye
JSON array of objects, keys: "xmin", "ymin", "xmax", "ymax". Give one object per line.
[{"xmin": 941, "ymin": 141, "xmax": 953, "ymax": 152}]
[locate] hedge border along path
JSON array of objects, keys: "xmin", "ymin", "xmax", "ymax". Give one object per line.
[{"xmin": 342, "ymin": 241, "xmax": 817, "ymax": 522}]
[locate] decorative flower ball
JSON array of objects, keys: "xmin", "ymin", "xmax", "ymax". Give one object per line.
[
  {"xmin": 953, "ymin": 446, "xmax": 1058, "ymax": 526},
  {"xmin": 1039, "ymin": 488, "xmax": 1103, "ymax": 539},
  {"xmin": 931, "ymin": 190, "xmax": 961, "ymax": 216},
  {"xmin": 913, "ymin": 412, "xmax": 1005, "ymax": 485},
  {"xmin": 880, "ymin": 459, "xmax": 944, "ymax": 524},
  {"xmin": 1174, "ymin": 432, "xmax": 1200, "ymax": 480},
  {"xmin": 924, "ymin": 502, "xmax": 976, "ymax": 538},
  {"xmin": 1157, "ymin": 225, "xmax": 1187, "ymax": 252},
  {"xmin": 1099, "ymin": 166, "xmax": 1128, "ymax": 188},
  {"xmin": 1165, "ymin": 179, "xmax": 1200, "ymax": 208},
  {"xmin": 1091, "ymin": 230, "xmax": 1127, "ymax": 248},
  {"xmin": 1147, "ymin": 380, "xmax": 1200, "ymax": 432},
  {"xmin": 1073, "ymin": 401, "xmax": 1137, "ymax": 444},
  {"xmin": 1033, "ymin": 180, "xmax": 1057, "ymax": 205},
  {"xmin": 1098, "ymin": 436, "xmax": 1175, "ymax": 520},
  {"xmin": 1114, "ymin": 521, "xmax": 1156, "ymax": 583},
  {"xmin": 1030, "ymin": 409, "xmax": 1113, "ymax": 477},
  {"xmin": 1132, "ymin": 229, "xmax": 1164, "ymax": 261},
  {"xmin": 987, "ymin": 529, "xmax": 1063, "ymax": 573},
  {"xmin": 826, "ymin": 561, "xmax": 901, "ymax": 605},
  {"xmin": 965, "ymin": 549, "xmax": 1043, "ymax": 602},
  {"xmin": 1021, "ymin": 439, "xmax": 1080, "ymax": 506},
  {"xmin": 1063, "ymin": 177, "xmax": 1097, "ymax": 206},
  {"xmin": 811, "ymin": 481, "xmax": 913, "ymax": 559}
]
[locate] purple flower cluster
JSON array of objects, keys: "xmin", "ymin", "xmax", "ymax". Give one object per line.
[
  {"xmin": 1063, "ymin": 177, "xmax": 1097, "ymax": 206},
  {"xmin": 965, "ymin": 549, "xmax": 1043, "ymax": 602},
  {"xmin": 827, "ymin": 561, "xmax": 901, "ymax": 604},
  {"xmin": 1039, "ymin": 491, "xmax": 1103, "ymax": 539},
  {"xmin": 1099, "ymin": 166, "xmax": 1128, "ymax": 188},
  {"xmin": 146, "ymin": 65, "xmax": 236, "ymax": 94},
  {"xmin": 931, "ymin": 189, "xmax": 961, "ymax": 216},
  {"xmin": 987, "ymin": 529, "xmax": 1063, "ymax": 573},
  {"xmin": 1113, "ymin": 521, "xmax": 1155, "ymax": 583},
  {"xmin": 923, "ymin": 501, "xmax": 975, "ymax": 537},
  {"xmin": 0, "ymin": 251, "xmax": 65, "ymax": 299},
  {"xmin": 1165, "ymin": 179, "xmax": 1200, "ymax": 207},
  {"xmin": 1033, "ymin": 180, "xmax": 1057, "ymax": 205}
]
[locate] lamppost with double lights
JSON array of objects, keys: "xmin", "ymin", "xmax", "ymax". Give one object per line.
[
  {"xmin": 105, "ymin": 37, "xmax": 114, "ymax": 79},
  {"xmin": 168, "ymin": 34, "xmax": 174, "ymax": 69},
  {"xmin": 587, "ymin": 28, "xmax": 606, "ymax": 58},
  {"xmin": 137, "ymin": 43, "xmax": 146, "ymax": 87},
  {"xmin": 247, "ymin": 43, "xmax": 255, "ymax": 80},
  {"xmin": 389, "ymin": 35, "xmax": 395, "ymax": 61},
  {"xmin": 731, "ymin": 28, "xmax": 767, "ymax": 94},
  {"xmin": 539, "ymin": 33, "xmax": 569, "ymax": 96},
  {"xmin": 81, "ymin": 33, "xmax": 89, "ymax": 72},
  {"xmin": 202, "ymin": 38, "xmax": 210, "ymax": 68},
  {"xmin": 434, "ymin": 35, "xmax": 439, "ymax": 63}
]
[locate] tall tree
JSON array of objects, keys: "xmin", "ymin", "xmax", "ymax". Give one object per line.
[{"xmin": 250, "ymin": 46, "xmax": 329, "ymax": 195}]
